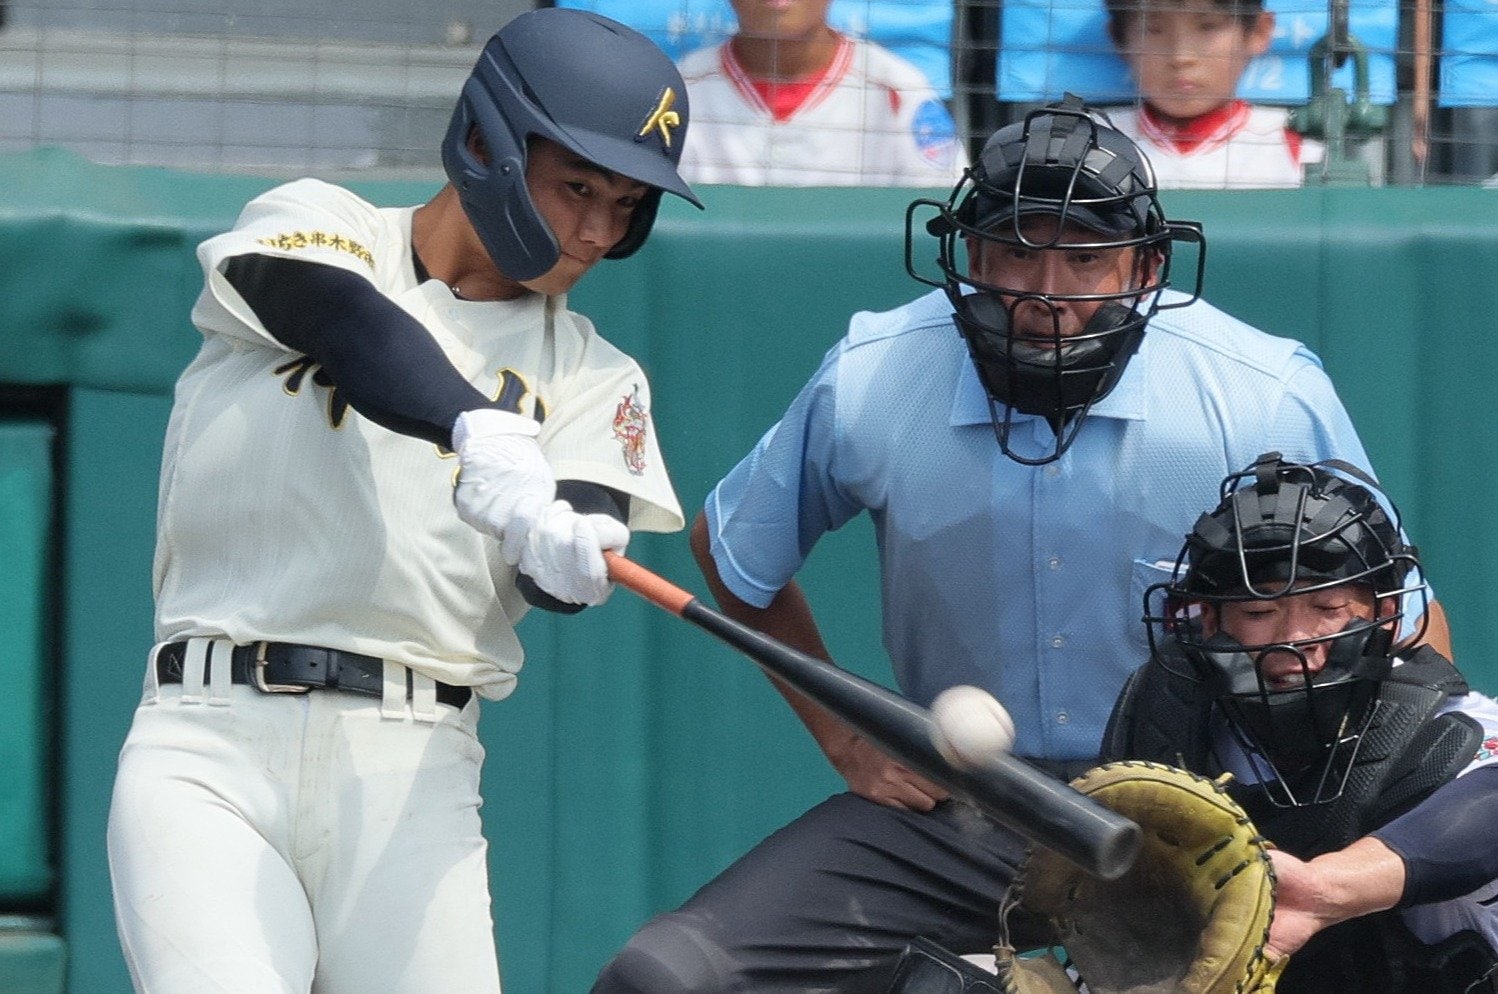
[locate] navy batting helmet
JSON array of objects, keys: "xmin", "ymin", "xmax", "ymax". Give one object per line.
[{"xmin": 441, "ymin": 8, "xmax": 702, "ymax": 282}]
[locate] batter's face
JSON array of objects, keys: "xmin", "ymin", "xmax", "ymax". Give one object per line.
[
  {"xmin": 1118, "ymin": 1, "xmax": 1274, "ymax": 121},
  {"xmin": 1204, "ymin": 584, "xmax": 1385, "ymax": 689},
  {"xmin": 966, "ymin": 217, "xmax": 1152, "ymax": 340},
  {"xmin": 731, "ymin": 0, "xmax": 835, "ymax": 41},
  {"xmin": 520, "ymin": 138, "xmax": 649, "ymax": 297}
]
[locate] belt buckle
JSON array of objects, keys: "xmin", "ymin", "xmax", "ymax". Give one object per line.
[{"xmin": 249, "ymin": 642, "xmax": 312, "ymax": 695}]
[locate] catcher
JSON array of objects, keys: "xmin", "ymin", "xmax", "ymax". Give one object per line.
[
  {"xmin": 889, "ymin": 453, "xmax": 1498, "ymax": 993},
  {"xmin": 1098, "ymin": 453, "xmax": 1498, "ymax": 991}
]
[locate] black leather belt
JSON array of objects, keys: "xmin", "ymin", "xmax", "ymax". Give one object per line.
[{"xmin": 155, "ymin": 641, "xmax": 472, "ymax": 710}]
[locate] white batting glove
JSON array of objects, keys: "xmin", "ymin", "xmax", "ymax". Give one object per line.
[
  {"xmin": 518, "ymin": 499, "xmax": 630, "ymax": 606},
  {"xmin": 452, "ymin": 409, "xmax": 556, "ymax": 565}
]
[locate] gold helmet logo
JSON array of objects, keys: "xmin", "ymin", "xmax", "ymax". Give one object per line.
[{"xmin": 637, "ymin": 87, "xmax": 682, "ymax": 150}]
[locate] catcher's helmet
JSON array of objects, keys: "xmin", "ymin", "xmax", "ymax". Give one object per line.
[
  {"xmin": 441, "ymin": 9, "xmax": 702, "ymax": 282},
  {"xmin": 907, "ymin": 94, "xmax": 1204, "ymax": 464},
  {"xmin": 1146, "ymin": 452, "xmax": 1426, "ymax": 805}
]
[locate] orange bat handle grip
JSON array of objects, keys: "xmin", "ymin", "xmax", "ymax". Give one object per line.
[{"xmin": 605, "ymin": 551, "xmax": 695, "ymax": 616}]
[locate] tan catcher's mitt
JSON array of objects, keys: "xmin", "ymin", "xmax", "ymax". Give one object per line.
[{"xmin": 993, "ymin": 761, "xmax": 1284, "ymax": 994}]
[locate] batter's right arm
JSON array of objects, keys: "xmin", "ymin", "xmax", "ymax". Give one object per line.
[
  {"xmin": 225, "ymin": 254, "xmax": 619, "ymax": 605},
  {"xmin": 688, "ymin": 513, "xmax": 947, "ymax": 811}
]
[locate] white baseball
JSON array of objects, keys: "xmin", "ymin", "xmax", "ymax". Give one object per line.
[{"xmin": 929, "ymin": 685, "xmax": 1016, "ymax": 770}]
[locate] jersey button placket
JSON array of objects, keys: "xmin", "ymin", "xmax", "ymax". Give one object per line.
[{"xmin": 1034, "ymin": 455, "xmax": 1069, "ymax": 755}]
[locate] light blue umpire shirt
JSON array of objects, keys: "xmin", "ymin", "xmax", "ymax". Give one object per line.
[{"xmin": 704, "ymin": 287, "xmax": 1398, "ymax": 761}]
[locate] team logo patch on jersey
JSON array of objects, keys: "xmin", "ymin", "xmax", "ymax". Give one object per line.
[
  {"xmin": 612, "ymin": 386, "xmax": 649, "ymax": 476},
  {"xmin": 637, "ymin": 87, "xmax": 682, "ymax": 151},
  {"xmin": 1477, "ymin": 736, "xmax": 1498, "ymax": 763},
  {"xmin": 911, "ymin": 99, "xmax": 959, "ymax": 169},
  {"xmin": 256, "ymin": 230, "xmax": 375, "ymax": 269}
]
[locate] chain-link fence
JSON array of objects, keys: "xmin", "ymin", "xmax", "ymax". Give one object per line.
[{"xmin": 3, "ymin": 0, "xmax": 1495, "ymax": 185}]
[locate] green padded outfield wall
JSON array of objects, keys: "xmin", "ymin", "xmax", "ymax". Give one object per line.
[
  {"xmin": 1, "ymin": 147, "xmax": 1496, "ymax": 992},
  {"xmin": 0, "ymin": 419, "xmax": 54, "ymax": 901}
]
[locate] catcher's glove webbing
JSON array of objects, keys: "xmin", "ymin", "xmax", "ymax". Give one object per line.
[{"xmin": 993, "ymin": 762, "xmax": 1284, "ymax": 994}]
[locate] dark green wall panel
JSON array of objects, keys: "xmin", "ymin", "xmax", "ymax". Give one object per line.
[{"xmin": 0, "ymin": 421, "xmax": 55, "ymax": 901}]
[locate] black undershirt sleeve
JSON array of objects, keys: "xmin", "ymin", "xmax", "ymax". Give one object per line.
[
  {"xmin": 515, "ymin": 481, "xmax": 632, "ymax": 614},
  {"xmin": 1372, "ymin": 764, "xmax": 1498, "ymax": 906},
  {"xmin": 223, "ymin": 252, "xmax": 630, "ymax": 613},
  {"xmin": 222, "ymin": 252, "xmax": 490, "ymax": 448}
]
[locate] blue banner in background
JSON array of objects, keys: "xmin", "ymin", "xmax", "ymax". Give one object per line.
[
  {"xmin": 555, "ymin": 0, "xmax": 956, "ymax": 98},
  {"xmin": 1441, "ymin": 0, "xmax": 1498, "ymax": 106},
  {"xmin": 998, "ymin": 0, "xmax": 1398, "ymax": 105}
]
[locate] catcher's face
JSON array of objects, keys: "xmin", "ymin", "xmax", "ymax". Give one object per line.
[{"xmin": 1206, "ymin": 584, "xmax": 1387, "ymax": 690}]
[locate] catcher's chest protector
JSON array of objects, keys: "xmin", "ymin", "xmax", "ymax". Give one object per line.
[
  {"xmin": 1109, "ymin": 646, "xmax": 1479, "ymax": 856},
  {"xmin": 1100, "ymin": 645, "xmax": 1218, "ymax": 772},
  {"xmin": 1235, "ymin": 647, "xmax": 1479, "ymax": 857}
]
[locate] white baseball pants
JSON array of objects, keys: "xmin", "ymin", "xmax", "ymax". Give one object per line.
[{"xmin": 107, "ymin": 641, "xmax": 502, "ymax": 994}]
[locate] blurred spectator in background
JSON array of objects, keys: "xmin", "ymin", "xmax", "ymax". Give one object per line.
[
  {"xmin": 676, "ymin": 0, "xmax": 967, "ymax": 186},
  {"xmin": 1104, "ymin": 0, "xmax": 1324, "ymax": 187}
]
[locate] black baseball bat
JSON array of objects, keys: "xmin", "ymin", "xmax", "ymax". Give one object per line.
[{"xmin": 605, "ymin": 552, "xmax": 1140, "ymax": 880}]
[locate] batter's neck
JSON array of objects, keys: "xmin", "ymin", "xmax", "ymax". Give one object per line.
[{"xmin": 412, "ymin": 188, "xmax": 527, "ymax": 302}]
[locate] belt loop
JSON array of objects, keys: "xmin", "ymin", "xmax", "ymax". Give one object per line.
[
  {"xmin": 142, "ymin": 643, "xmax": 165, "ymax": 705},
  {"xmin": 207, "ymin": 640, "xmax": 234, "ymax": 706},
  {"xmin": 410, "ymin": 670, "xmax": 438, "ymax": 723},
  {"xmin": 181, "ymin": 638, "xmax": 209, "ymax": 704},
  {"xmin": 380, "ymin": 660, "xmax": 407, "ymax": 719}
]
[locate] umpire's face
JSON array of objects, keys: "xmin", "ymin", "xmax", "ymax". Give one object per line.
[
  {"xmin": 520, "ymin": 138, "xmax": 651, "ymax": 297},
  {"xmin": 966, "ymin": 216, "xmax": 1154, "ymax": 342}
]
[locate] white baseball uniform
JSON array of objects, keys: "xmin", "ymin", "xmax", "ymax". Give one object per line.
[
  {"xmin": 677, "ymin": 34, "xmax": 968, "ymax": 187},
  {"xmin": 107, "ymin": 177, "xmax": 683, "ymax": 993},
  {"xmin": 1108, "ymin": 101, "xmax": 1325, "ymax": 189}
]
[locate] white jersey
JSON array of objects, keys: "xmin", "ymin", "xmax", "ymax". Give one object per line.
[
  {"xmin": 677, "ymin": 35, "xmax": 967, "ymax": 187},
  {"xmin": 1107, "ymin": 102, "xmax": 1324, "ymax": 190},
  {"xmin": 155, "ymin": 178, "xmax": 683, "ymax": 699}
]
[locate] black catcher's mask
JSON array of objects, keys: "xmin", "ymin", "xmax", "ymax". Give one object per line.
[
  {"xmin": 906, "ymin": 95, "xmax": 1205, "ymax": 465},
  {"xmin": 1144, "ymin": 452, "xmax": 1426, "ymax": 806}
]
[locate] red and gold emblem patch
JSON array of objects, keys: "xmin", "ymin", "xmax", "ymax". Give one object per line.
[{"xmin": 612, "ymin": 386, "xmax": 649, "ymax": 476}]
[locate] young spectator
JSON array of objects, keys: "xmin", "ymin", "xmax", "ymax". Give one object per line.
[
  {"xmin": 676, "ymin": 0, "xmax": 967, "ymax": 186},
  {"xmin": 1105, "ymin": 0, "xmax": 1324, "ymax": 187}
]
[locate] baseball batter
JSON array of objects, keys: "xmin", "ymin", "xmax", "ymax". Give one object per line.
[
  {"xmin": 105, "ymin": 10, "xmax": 698, "ymax": 993},
  {"xmin": 676, "ymin": 0, "xmax": 967, "ymax": 187}
]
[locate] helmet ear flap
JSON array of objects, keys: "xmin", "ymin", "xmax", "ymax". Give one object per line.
[{"xmin": 441, "ymin": 71, "xmax": 561, "ymax": 283}]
